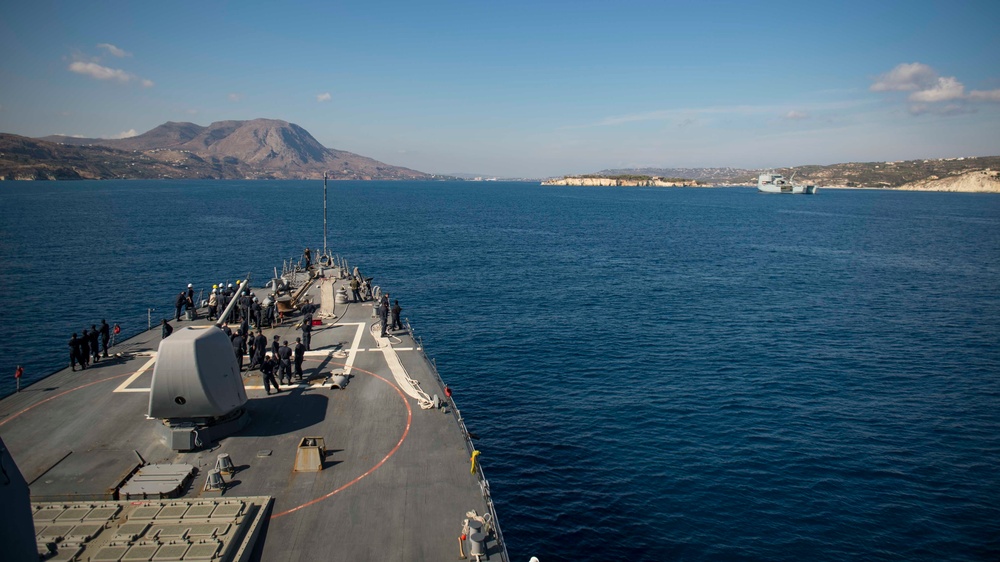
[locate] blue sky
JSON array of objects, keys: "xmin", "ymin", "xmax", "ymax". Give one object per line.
[{"xmin": 1, "ymin": 0, "xmax": 999, "ymax": 177}]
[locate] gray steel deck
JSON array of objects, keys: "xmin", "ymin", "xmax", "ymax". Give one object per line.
[{"xmin": 0, "ymin": 266, "xmax": 504, "ymax": 561}]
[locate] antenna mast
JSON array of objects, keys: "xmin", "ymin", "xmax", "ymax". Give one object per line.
[{"xmin": 323, "ymin": 171, "xmax": 328, "ymax": 253}]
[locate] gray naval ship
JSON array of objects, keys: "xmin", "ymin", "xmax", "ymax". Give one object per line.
[{"xmin": 0, "ymin": 184, "xmax": 508, "ymax": 562}]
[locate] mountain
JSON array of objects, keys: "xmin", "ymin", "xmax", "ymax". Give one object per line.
[{"xmin": 21, "ymin": 118, "xmax": 433, "ymax": 180}]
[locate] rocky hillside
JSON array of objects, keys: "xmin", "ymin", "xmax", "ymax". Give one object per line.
[
  {"xmin": 7, "ymin": 118, "xmax": 433, "ymax": 180},
  {"xmin": 576, "ymin": 156, "xmax": 1000, "ymax": 191},
  {"xmin": 766, "ymin": 156, "xmax": 1000, "ymax": 189},
  {"xmin": 896, "ymin": 169, "xmax": 1000, "ymax": 192},
  {"xmin": 0, "ymin": 133, "xmax": 223, "ymax": 180}
]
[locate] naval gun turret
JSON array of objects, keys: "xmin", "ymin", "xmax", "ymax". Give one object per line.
[{"xmin": 149, "ymin": 279, "xmax": 252, "ymax": 451}]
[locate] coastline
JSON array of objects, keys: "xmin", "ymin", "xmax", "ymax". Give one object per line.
[{"xmin": 541, "ymin": 177, "xmax": 705, "ymax": 187}]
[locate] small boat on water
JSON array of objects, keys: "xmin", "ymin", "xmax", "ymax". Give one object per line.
[{"xmin": 758, "ymin": 172, "xmax": 818, "ymax": 194}]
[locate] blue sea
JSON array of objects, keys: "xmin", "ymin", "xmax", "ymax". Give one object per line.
[{"xmin": 1, "ymin": 180, "xmax": 999, "ymax": 560}]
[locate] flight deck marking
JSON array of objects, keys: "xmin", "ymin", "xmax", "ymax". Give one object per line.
[
  {"xmin": 335, "ymin": 322, "xmax": 365, "ymax": 375},
  {"xmin": 113, "ymin": 354, "xmax": 158, "ymax": 393},
  {"xmin": 269, "ymin": 362, "xmax": 412, "ymax": 519}
]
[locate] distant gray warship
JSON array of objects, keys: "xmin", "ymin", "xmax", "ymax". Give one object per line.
[{"xmin": 758, "ymin": 172, "xmax": 818, "ymax": 194}]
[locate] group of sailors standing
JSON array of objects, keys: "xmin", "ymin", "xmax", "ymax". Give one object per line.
[
  {"xmin": 164, "ymin": 281, "xmax": 277, "ymax": 334},
  {"xmin": 206, "ymin": 281, "xmax": 272, "ymax": 327},
  {"xmin": 68, "ymin": 319, "xmax": 118, "ymax": 371}
]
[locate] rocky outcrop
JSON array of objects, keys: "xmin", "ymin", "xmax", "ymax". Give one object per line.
[
  {"xmin": 542, "ymin": 177, "xmax": 703, "ymax": 187},
  {"xmin": 897, "ymin": 169, "xmax": 1000, "ymax": 192}
]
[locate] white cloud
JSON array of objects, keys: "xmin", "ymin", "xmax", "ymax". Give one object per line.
[
  {"xmin": 228, "ymin": 93, "xmax": 243, "ymax": 102},
  {"xmin": 871, "ymin": 62, "xmax": 938, "ymax": 92},
  {"xmin": 316, "ymin": 92, "xmax": 332, "ymax": 102},
  {"xmin": 96, "ymin": 43, "xmax": 130, "ymax": 58},
  {"xmin": 113, "ymin": 129, "xmax": 138, "ymax": 139},
  {"xmin": 69, "ymin": 61, "xmax": 134, "ymax": 82},
  {"xmin": 872, "ymin": 62, "xmax": 1000, "ymax": 115},
  {"xmin": 784, "ymin": 110, "xmax": 809, "ymax": 120},
  {"xmin": 968, "ymin": 89, "xmax": 1000, "ymax": 102},
  {"xmin": 908, "ymin": 76, "xmax": 964, "ymax": 102},
  {"xmin": 68, "ymin": 61, "xmax": 153, "ymax": 87}
]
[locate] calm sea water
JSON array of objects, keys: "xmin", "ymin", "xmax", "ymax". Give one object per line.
[{"xmin": 1, "ymin": 180, "xmax": 999, "ymax": 560}]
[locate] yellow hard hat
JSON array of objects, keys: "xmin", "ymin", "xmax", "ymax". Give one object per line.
[{"xmin": 213, "ymin": 284, "xmax": 218, "ymax": 289}]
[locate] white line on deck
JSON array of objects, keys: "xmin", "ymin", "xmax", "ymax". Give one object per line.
[
  {"xmin": 113, "ymin": 354, "xmax": 158, "ymax": 393},
  {"xmin": 340, "ymin": 322, "xmax": 365, "ymax": 375}
]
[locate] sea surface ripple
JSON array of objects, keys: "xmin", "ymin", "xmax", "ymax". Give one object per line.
[{"xmin": 1, "ymin": 181, "xmax": 998, "ymax": 561}]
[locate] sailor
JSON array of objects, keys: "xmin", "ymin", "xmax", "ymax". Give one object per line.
[
  {"xmin": 239, "ymin": 316, "xmax": 250, "ymax": 340},
  {"xmin": 293, "ymin": 337, "xmax": 305, "ymax": 380},
  {"xmin": 161, "ymin": 319, "xmax": 173, "ymax": 339},
  {"xmin": 362, "ymin": 277, "xmax": 373, "ymax": 301},
  {"xmin": 246, "ymin": 332, "xmax": 256, "ymax": 365},
  {"xmin": 99, "ymin": 319, "xmax": 111, "ymax": 357},
  {"xmin": 226, "ymin": 284, "xmax": 235, "ymax": 321},
  {"xmin": 186, "ymin": 283, "xmax": 196, "ymax": 319},
  {"xmin": 253, "ymin": 330, "xmax": 267, "ymax": 370},
  {"xmin": 260, "ymin": 354, "xmax": 280, "ymax": 395},
  {"xmin": 174, "ymin": 291, "xmax": 186, "ymax": 322},
  {"xmin": 391, "ymin": 299, "xmax": 403, "ymax": 331},
  {"xmin": 251, "ymin": 297, "xmax": 262, "ymax": 328},
  {"xmin": 208, "ymin": 289, "xmax": 218, "ymax": 321},
  {"xmin": 239, "ymin": 292, "xmax": 251, "ymax": 325},
  {"xmin": 378, "ymin": 294, "xmax": 389, "ymax": 337},
  {"xmin": 301, "ymin": 312, "xmax": 312, "ymax": 351},
  {"xmin": 218, "ymin": 289, "xmax": 229, "ymax": 320},
  {"xmin": 350, "ymin": 277, "xmax": 361, "ymax": 302},
  {"xmin": 89, "ymin": 324, "xmax": 101, "ymax": 363},
  {"xmin": 304, "ymin": 247, "xmax": 311, "ymax": 269},
  {"xmin": 232, "ymin": 331, "xmax": 246, "ymax": 372},
  {"xmin": 69, "ymin": 333, "xmax": 83, "ymax": 371},
  {"xmin": 277, "ymin": 340, "xmax": 293, "ymax": 384},
  {"xmin": 79, "ymin": 329, "xmax": 92, "ymax": 368},
  {"xmin": 271, "ymin": 334, "xmax": 281, "ymax": 359}
]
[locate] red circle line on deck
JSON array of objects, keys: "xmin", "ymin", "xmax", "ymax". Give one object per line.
[
  {"xmin": 269, "ymin": 361, "xmax": 413, "ymax": 519},
  {"xmin": 0, "ymin": 371, "xmax": 134, "ymax": 427},
  {"xmin": 0, "ymin": 358, "xmax": 414, "ymax": 520}
]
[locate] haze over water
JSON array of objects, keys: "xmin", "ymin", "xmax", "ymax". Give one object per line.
[{"xmin": 1, "ymin": 181, "xmax": 998, "ymax": 560}]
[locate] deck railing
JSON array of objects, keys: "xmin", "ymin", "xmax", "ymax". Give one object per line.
[{"xmin": 411, "ymin": 322, "xmax": 509, "ymax": 561}]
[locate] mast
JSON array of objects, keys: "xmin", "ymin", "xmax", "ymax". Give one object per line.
[{"xmin": 323, "ymin": 171, "xmax": 328, "ymax": 254}]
